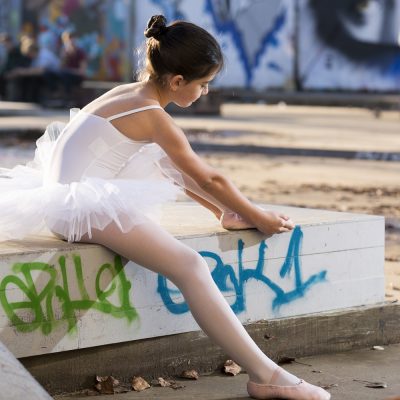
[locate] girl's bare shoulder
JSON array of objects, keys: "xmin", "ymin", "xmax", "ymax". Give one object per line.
[{"xmin": 82, "ymin": 82, "xmax": 160, "ymax": 118}]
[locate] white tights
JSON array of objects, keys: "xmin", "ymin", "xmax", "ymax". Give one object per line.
[{"xmin": 80, "ymin": 219, "xmax": 299, "ymax": 387}]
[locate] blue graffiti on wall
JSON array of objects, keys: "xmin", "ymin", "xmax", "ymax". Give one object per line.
[
  {"xmin": 158, "ymin": 226, "xmax": 327, "ymax": 314},
  {"xmin": 150, "ymin": 0, "xmax": 287, "ymax": 87},
  {"xmin": 205, "ymin": 0, "xmax": 286, "ymax": 86},
  {"xmin": 151, "ymin": 0, "xmax": 186, "ymax": 21}
]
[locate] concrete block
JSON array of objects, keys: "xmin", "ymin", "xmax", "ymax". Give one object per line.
[{"xmin": 0, "ymin": 203, "xmax": 384, "ymax": 358}]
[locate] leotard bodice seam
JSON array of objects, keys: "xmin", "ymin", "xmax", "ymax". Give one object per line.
[{"xmin": 78, "ymin": 106, "xmax": 162, "ymax": 144}]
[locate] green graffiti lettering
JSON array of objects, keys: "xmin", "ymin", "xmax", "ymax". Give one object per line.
[{"xmin": 0, "ymin": 255, "xmax": 137, "ymax": 335}]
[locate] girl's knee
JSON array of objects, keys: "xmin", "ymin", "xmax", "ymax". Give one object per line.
[
  {"xmin": 194, "ymin": 252, "xmax": 211, "ymax": 273},
  {"xmin": 181, "ymin": 250, "xmax": 212, "ymax": 282}
]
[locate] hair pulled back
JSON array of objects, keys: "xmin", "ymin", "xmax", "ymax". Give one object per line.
[{"xmin": 143, "ymin": 14, "xmax": 223, "ymax": 85}]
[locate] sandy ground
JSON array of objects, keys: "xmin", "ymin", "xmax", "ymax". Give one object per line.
[{"xmin": 200, "ymin": 152, "xmax": 400, "ymax": 302}]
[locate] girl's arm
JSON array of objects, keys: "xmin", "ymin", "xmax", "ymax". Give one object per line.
[
  {"xmin": 183, "ymin": 188, "xmax": 222, "ymax": 219},
  {"xmin": 151, "ymin": 112, "xmax": 294, "ymax": 235}
]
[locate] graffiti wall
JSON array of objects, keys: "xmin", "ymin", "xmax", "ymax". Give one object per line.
[
  {"xmin": 134, "ymin": 0, "xmax": 400, "ymax": 91},
  {"xmin": 0, "ymin": 0, "xmax": 22, "ymax": 39},
  {"xmin": 299, "ymin": 0, "xmax": 400, "ymax": 91},
  {"xmin": 11, "ymin": 0, "xmax": 132, "ymax": 80},
  {"xmin": 134, "ymin": 0, "xmax": 295, "ymax": 89},
  {"xmin": 2, "ymin": 0, "xmax": 399, "ymax": 89},
  {"xmin": 0, "ymin": 207, "xmax": 385, "ymax": 358}
]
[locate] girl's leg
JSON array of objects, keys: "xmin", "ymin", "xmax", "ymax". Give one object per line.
[{"xmin": 81, "ymin": 220, "xmax": 329, "ymax": 399}]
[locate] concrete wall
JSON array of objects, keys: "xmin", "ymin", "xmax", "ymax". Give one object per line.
[
  {"xmin": 0, "ymin": 204, "xmax": 385, "ymax": 358},
  {"xmin": 134, "ymin": 0, "xmax": 400, "ymax": 91},
  {"xmin": 298, "ymin": 0, "xmax": 400, "ymax": 91},
  {"xmin": 2, "ymin": 0, "xmax": 399, "ymax": 90},
  {"xmin": 1, "ymin": 0, "xmax": 133, "ymax": 81},
  {"xmin": 134, "ymin": 0, "xmax": 295, "ymax": 89}
]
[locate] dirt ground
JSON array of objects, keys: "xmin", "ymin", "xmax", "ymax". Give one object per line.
[{"xmin": 201, "ymin": 152, "xmax": 400, "ymax": 302}]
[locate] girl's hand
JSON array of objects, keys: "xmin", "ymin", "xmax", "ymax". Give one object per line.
[{"xmin": 252, "ymin": 210, "xmax": 295, "ymax": 235}]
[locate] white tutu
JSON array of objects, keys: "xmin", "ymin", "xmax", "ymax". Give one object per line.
[{"xmin": 0, "ymin": 117, "xmax": 183, "ymax": 242}]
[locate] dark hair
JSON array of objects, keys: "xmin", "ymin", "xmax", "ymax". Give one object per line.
[{"xmin": 143, "ymin": 14, "xmax": 224, "ymax": 85}]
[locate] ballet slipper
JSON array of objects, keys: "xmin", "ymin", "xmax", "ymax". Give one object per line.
[{"xmin": 247, "ymin": 379, "xmax": 331, "ymax": 400}]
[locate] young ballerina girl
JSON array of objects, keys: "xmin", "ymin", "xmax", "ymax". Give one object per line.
[{"xmin": 0, "ymin": 15, "xmax": 330, "ymax": 400}]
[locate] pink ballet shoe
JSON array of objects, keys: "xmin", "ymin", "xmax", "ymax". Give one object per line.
[{"xmin": 247, "ymin": 379, "xmax": 331, "ymax": 400}]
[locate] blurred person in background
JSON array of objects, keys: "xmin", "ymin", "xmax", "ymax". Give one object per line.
[
  {"xmin": 0, "ymin": 33, "xmax": 11, "ymax": 99},
  {"xmin": 4, "ymin": 31, "xmax": 62, "ymax": 105},
  {"xmin": 34, "ymin": 29, "xmax": 61, "ymax": 72},
  {"xmin": 0, "ymin": 34, "xmax": 37, "ymax": 101},
  {"xmin": 60, "ymin": 30, "xmax": 87, "ymax": 103},
  {"xmin": 84, "ymin": 32, "xmax": 103, "ymax": 79},
  {"xmin": 0, "ymin": 34, "xmax": 9, "ymax": 80}
]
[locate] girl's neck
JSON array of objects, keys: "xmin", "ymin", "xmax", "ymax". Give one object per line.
[{"xmin": 142, "ymin": 78, "xmax": 171, "ymax": 108}]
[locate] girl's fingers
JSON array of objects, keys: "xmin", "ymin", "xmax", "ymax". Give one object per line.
[
  {"xmin": 286, "ymin": 219, "xmax": 295, "ymax": 228},
  {"xmin": 279, "ymin": 218, "xmax": 294, "ymax": 232}
]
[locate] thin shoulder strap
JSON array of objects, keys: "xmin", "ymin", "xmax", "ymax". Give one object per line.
[{"xmin": 107, "ymin": 105, "xmax": 162, "ymax": 122}]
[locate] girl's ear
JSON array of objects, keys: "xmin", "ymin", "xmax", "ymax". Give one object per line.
[{"xmin": 169, "ymin": 75, "xmax": 184, "ymax": 91}]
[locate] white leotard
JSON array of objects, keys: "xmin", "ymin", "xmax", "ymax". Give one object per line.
[
  {"xmin": 46, "ymin": 105, "xmax": 163, "ymax": 184},
  {"xmin": 0, "ymin": 104, "xmax": 182, "ymax": 242}
]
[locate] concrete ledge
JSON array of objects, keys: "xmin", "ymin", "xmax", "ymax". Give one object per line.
[
  {"xmin": 225, "ymin": 90, "xmax": 400, "ymax": 110},
  {"xmin": 22, "ymin": 302, "xmax": 400, "ymax": 394},
  {"xmin": 0, "ymin": 203, "xmax": 386, "ymax": 392}
]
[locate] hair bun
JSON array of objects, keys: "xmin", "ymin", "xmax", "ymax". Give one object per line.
[{"xmin": 144, "ymin": 15, "xmax": 167, "ymax": 40}]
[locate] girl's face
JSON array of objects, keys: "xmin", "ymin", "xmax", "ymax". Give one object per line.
[{"xmin": 173, "ymin": 71, "xmax": 217, "ymax": 107}]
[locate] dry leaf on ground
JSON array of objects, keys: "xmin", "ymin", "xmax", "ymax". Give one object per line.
[
  {"xmin": 157, "ymin": 377, "xmax": 172, "ymax": 387},
  {"xmin": 94, "ymin": 375, "xmax": 119, "ymax": 394},
  {"xmin": 132, "ymin": 376, "xmax": 150, "ymax": 391},
  {"xmin": 153, "ymin": 377, "xmax": 185, "ymax": 390},
  {"xmin": 170, "ymin": 381, "xmax": 186, "ymax": 390},
  {"xmin": 223, "ymin": 360, "xmax": 242, "ymax": 376},
  {"xmin": 180, "ymin": 369, "xmax": 200, "ymax": 380},
  {"xmin": 113, "ymin": 384, "xmax": 131, "ymax": 394}
]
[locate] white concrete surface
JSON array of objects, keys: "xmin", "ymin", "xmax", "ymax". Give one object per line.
[{"xmin": 0, "ymin": 203, "xmax": 384, "ymax": 358}]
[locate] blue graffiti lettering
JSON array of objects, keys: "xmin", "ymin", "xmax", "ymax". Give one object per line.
[
  {"xmin": 205, "ymin": 0, "xmax": 286, "ymax": 86},
  {"xmin": 157, "ymin": 226, "xmax": 327, "ymax": 314}
]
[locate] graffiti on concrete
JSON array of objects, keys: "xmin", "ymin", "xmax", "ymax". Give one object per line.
[
  {"xmin": 301, "ymin": 0, "xmax": 400, "ymax": 90},
  {"xmin": 0, "ymin": 255, "xmax": 137, "ymax": 335},
  {"xmin": 1, "ymin": 226, "xmax": 328, "ymax": 335},
  {"xmin": 205, "ymin": 0, "xmax": 287, "ymax": 86},
  {"xmin": 308, "ymin": 0, "xmax": 400, "ymax": 71},
  {"xmin": 151, "ymin": 0, "xmax": 186, "ymax": 21},
  {"xmin": 158, "ymin": 226, "xmax": 327, "ymax": 314},
  {"xmin": 152, "ymin": 0, "xmax": 288, "ymax": 87}
]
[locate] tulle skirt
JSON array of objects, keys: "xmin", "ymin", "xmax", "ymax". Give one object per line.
[{"xmin": 0, "ymin": 120, "xmax": 183, "ymax": 242}]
